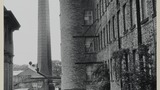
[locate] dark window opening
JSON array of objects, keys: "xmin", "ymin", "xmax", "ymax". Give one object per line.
[
  {"xmin": 116, "ymin": 0, "xmax": 120, "ymax": 8},
  {"xmin": 123, "ymin": 4, "xmax": 127, "ymax": 34},
  {"xmin": 110, "ymin": 59, "xmax": 113, "ymax": 80},
  {"xmin": 108, "ymin": 21, "xmax": 111, "ymax": 42},
  {"xmin": 101, "ymin": 30, "xmax": 103, "ymax": 49},
  {"xmin": 99, "ymin": 1, "xmax": 102, "ymax": 18},
  {"xmin": 117, "ymin": 11, "xmax": 121, "ymax": 49},
  {"xmin": 112, "ymin": 16, "xmax": 115, "ymax": 39},
  {"xmin": 140, "ymin": 0, "xmax": 147, "ymax": 20},
  {"xmin": 152, "ymin": 0, "xmax": 156, "ymax": 17},
  {"xmin": 98, "ymin": 33, "xmax": 101, "ymax": 51},
  {"xmin": 97, "ymin": 4, "xmax": 99, "ymax": 20},
  {"xmin": 103, "ymin": 28, "xmax": 106, "ymax": 47},
  {"xmin": 106, "ymin": 25, "xmax": 108, "ymax": 44},
  {"xmin": 130, "ymin": 0, "xmax": 133, "ymax": 27}
]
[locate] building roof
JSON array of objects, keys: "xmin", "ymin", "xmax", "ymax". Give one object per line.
[
  {"xmin": 14, "ymin": 88, "xmax": 29, "ymax": 90},
  {"xmin": 18, "ymin": 68, "xmax": 44, "ymax": 78},
  {"xmin": 13, "ymin": 70, "xmax": 23, "ymax": 76}
]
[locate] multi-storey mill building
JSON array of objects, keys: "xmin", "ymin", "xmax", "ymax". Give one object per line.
[{"xmin": 60, "ymin": 0, "xmax": 156, "ymax": 90}]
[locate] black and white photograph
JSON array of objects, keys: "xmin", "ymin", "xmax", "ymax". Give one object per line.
[{"xmin": 3, "ymin": 0, "xmax": 157, "ymax": 90}]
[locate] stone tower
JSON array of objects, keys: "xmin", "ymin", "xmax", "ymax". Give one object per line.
[
  {"xmin": 60, "ymin": 0, "xmax": 90, "ymax": 90},
  {"xmin": 37, "ymin": 0, "xmax": 52, "ymax": 89}
]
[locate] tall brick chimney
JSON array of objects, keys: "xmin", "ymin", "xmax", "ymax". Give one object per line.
[{"xmin": 37, "ymin": 0, "xmax": 52, "ymax": 89}]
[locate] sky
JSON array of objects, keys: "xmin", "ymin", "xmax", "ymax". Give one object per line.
[{"xmin": 4, "ymin": 0, "xmax": 61, "ymax": 65}]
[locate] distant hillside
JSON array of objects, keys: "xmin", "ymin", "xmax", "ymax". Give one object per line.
[{"xmin": 13, "ymin": 64, "xmax": 28, "ymax": 71}]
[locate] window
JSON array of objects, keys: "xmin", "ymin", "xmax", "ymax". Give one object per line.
[
  {"xmin": 93, "ymin": 38, "xmax": 96, "ymax": 52},
  {"xmin": 114, "ymin": 59, "xmax": 117, "ymax": 80},
  {"xmin": 140, "ymin": 0, "xmax": 147, "ymax": 20},
  {"xmin": 106, "ymin": 25, "xmax": 108, "ymax": 44},
  {"xmin": 97, "ymin": 4, "xmax": 99, "ymax": 20},
  {"xmin": 102, "ymin": 0, "xmax": 104, "ymax": 14},
  {"xmin": 86, "ymin": 66, "xmax": 94, "ymax": 81},
  {"xmin": 98, "ymin": 33, "xmax": 101, "ymax": 50},
  {"xmin": 105, "ymin": 0, "xmax": 108, "ymax": 8},
  {"xmin": 112, "ymin": 16, "xmax": 115, "ymax": 39},
  {"xmin": 99, "ymin": 1, "xmax": 102, "ymax": 18},
  {"xmin": 104, "ymin": 0, "xmax": 107, "ymax": 11},
  {"xmin": 132, "ymin": 50, "xmax": 136, "ymax": 72},
  {"xmin": 101, "ymin": 0, "xmax": 103, "ymax": 15},
  {"xmin": 142, "ymin": 56, "xmax": 147, "ymax": 72},
  {"xmin": 95, "ymin": 9, "xmax": 97, "ymax": 20},
  {"xmin": 117, "ymin": 11, "xmax": 121, "ymax": 48},
  {"xmin": 130, "ymin": 0, "xmax": 133, "ymax": 26},
  {"xmin": 125, "ymin": 54, "xmax": 129, "ymax": 72},
  {"xmin": 116, "ymin": 0, "xmax": 120, "ymax": 7},
  {"xmin": 95, "ymin": 37, "xmax": 98, "ymax": 52},
  {"xmin": 103, "ymin": 28, "xmax": 106, "ymax": 47},
  {"xmin": 101, "ymin": 31, "xmax": 103, "ymax": 49},
  {"xmin": 110, "ymin": 59, "xmax": 113, "ymax": 80},
  {"xmin": 123, "ymin": 53, "xmax": 130, "ymax": 89},
  {"xmin": 123, "ymin": 4, "xmax": 127, "ymax": 33},
  {"xmin": 152, "ymin": 0, "xmax": 156, "ymax": 17},
  {"xmin": 84, "ymin": 10, "xmax": 93, "ymax": 25},
  {"xmin": 117, "ymin": 11, "xmax": 120, "ymax": 34},
  {"xmin": 108, "ymin": 21, "xmax": 111, "ymax": 42},
  {"xmin": 130, "ymin": 0, "xmax": 136, "ymax": 27}
]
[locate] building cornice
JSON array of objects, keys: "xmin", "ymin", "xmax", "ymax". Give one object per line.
[{"xmin": 4, "ymin": 7, "xmax": 21, "ymax": 31}]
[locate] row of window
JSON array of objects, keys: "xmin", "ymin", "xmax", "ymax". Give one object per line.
[
  {"xmin": 86, "ymin": 0, "xmax": 156, "ymax": 52},
  {"xmin": 84, "ymin": 0, "xmax": 113, "ymax": 25},
  {"xmin": 84, "ymin": 0, "xmax": 119, "ymax": 25},
  {"xmin": 84, "ymin": 0, "xmax": 156, "ymax": 26}
]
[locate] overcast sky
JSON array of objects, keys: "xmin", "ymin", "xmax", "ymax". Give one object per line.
[{"xmin": 4, "ymin": 0, "xmax": 61, "ymax": 65}]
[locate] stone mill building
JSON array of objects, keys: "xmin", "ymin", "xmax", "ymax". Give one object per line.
[{"xmin": 60, "ymin": 0, "xmax": 156, "ymax": 90}]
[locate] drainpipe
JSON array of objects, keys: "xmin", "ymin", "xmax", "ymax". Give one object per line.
[{"xmin": 135, "ymin": 0, "xmax": 145, "ymax": 90}]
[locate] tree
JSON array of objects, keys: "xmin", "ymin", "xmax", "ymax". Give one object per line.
[
  {"xmin": 52, "ymin": 60, "xmax": 61, "ymax": 77},
  {"xmin": 92, "ymin": 64, "xmax": 110, "ymax": 90}
]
